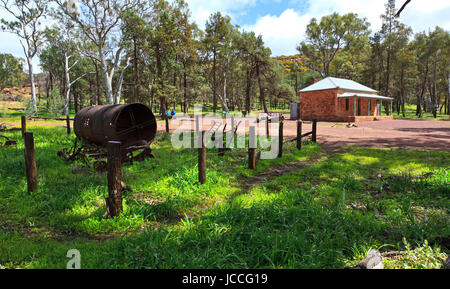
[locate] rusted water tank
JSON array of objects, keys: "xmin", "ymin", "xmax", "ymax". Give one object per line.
[{"xmin": 74, "ymin": 104, "xmax": 157, "ymax": 147}]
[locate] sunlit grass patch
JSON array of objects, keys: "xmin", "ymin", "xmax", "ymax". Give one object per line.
[{"xmin": 0, "ymin": 120, "xmax": 448, "ymax": 269}]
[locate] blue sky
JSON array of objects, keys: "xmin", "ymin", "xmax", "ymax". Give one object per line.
[
  {"xmin": 187, "ymin": 0, "xmax": 450, "ymax": 58},
  {"xmin": 1, "ymin": 0, "xmax": 449, "ymax": 72}
]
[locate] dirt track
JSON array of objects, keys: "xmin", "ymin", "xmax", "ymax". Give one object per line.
[
  {"xmin": 3, "ymin": 117, "xmax": 448, "ymax": 151},
  {"xmin": 285, "ymin": 119, "xmax": 450, "ymax": 152},
  {"xmin": 159, "ymin": 117, "xmax": 450, "ymax": 152}
]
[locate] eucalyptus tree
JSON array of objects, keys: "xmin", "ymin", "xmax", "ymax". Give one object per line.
[
  {"xmin": 0, "ymin": 53, "xmax": 25, "ymax": 89},
  {"xmin": 55, "ymin": 0, "xmax": 139, "ymax": 104},
  {"xmin": 426, "ymin": 27, "xmax": 450, "ymax": 117},
  {"xmin": 43, "ymin": 10, "xmax": 91, "ymax": 116},
  {"xmin": 204, "ymin": 12, "xmax": 233, "ymax": 114},
  {"xmin": 175, "ymin": 5, "xmax": 201, "ymax": 113},
  {"xmin": 380, "ymin": 0, "xmax": 401, "ymax": 100},
  {"xmin": 121, "ymin": 7, "xmax": 148, "ymax": 104},
  {"xmin": 235, "ymin": 31, "xmax": 272, "ymax": 114},
  {"xmin": 145, "ymin": 0, "xmax": 183, "ymax": 118},
  {"xmin": 390, "ymin": 24, "xmax": 413, "ymax": 117},
  {"xmin": 233, "ymin": 31, "xmax": 258, "ymax": 114},
  {"xmin": 297, "ymin": 12, "xmax": 370, "ymax": 78},
  {"xmin": 411, "ymin": 32, "xmax": 430, "ymax": 116},
  {"xmin": 253, "ymin": 35, "xmax": 272, "ymax": 114},
  {"xmin": 0, "ymin": 0, "xmax": 47, "ymax": 114},
  {"xmin": 265, "ymin": 59, "xmax": 296, "ymax": 108}
]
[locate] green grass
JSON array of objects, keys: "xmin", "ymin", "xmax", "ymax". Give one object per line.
[
  {"xmin": 0, "ymin": 115, "xmax": 448, "ymax": 269},
  {"xmin": 393, "ymin": 104, "xmax": 450, "ymax": 121}
]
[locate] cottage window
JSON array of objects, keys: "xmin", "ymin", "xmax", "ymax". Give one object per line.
[{"xmin": 345, "ymin": 98, "xmax": 349, "ymax": 111}]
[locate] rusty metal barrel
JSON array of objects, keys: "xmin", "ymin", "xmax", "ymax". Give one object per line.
[{"xmin": 74, "ymin": 104, "xmax": 157, "ymax": 148}]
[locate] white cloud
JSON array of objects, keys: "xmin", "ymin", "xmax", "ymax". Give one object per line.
[
  {"xmin": 400, "ymin": 0, "xmax": 450, "ymax": 33},
  {"xmin": 1, "ymin": 0, "xmax": 449, "ymax": 70},
  {"xmin": 243, "ymin": 9, "xmax": 310, "ymax": 56},
  {"xmin": 186, "ymin": 0, "xmax": 257, "ymax": 28},
  {"xmin": 245, "ymin": 0, "xmax": 450, "ymax": 56}
]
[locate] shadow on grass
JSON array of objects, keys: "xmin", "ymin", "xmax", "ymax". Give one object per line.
[
  {"xmin": 100, "ymin": 147, "xmax": 449, "ymax": 269},
  {"xmin": 0, "ymin": 126, "xmax": 448, "ymax": 268}
]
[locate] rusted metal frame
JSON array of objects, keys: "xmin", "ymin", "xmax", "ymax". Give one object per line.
[{"xmin": 0, "ymin": 135, "xmax": 17, "ymax": 148}]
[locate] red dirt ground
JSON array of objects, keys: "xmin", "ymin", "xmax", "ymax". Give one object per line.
[
  {"xmin": 159, "ymin": 116, "xmax": 450, "ymax": 152},
  {"xmin": 4, "ymin": 116, "xmax": 448, "ymax": 151},
  {"xmin": 286, "ymin": 119, "xmax": 450, "ymax": 152}
]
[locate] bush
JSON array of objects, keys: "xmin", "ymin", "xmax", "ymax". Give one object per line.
[
  {"xmin": 46, "ymin": 88, "xmax": 64, "ymax": 117},
  {"xmin": 385, "ymin": 239, "xmax": 448, "ymax": 269},
  {"xmin": 23, "ymin": 98, "xmax": 35, "ymax": 116}
]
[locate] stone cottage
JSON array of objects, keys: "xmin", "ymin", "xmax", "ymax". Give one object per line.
[{"xmin": 299, "ymin": 77, "xmax": 394, "ymax": 122}]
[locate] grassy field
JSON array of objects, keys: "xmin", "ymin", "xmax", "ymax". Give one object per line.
[
  {"xmin": 0, "ymin": 120, "xmax": 448, "ymax": 269},
  {"xmin": 393, "ymin": 104, "xmax": 450, "ymax": 121},
  {"xmin": 0, "ymin": 99, "xmax": 449, "ymax": 269}
]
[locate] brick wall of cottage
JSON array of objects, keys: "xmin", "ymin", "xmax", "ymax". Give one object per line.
[
  {"xmin": 299, "ymin": 89, "xmax": 338, "ymax": 121},
  {"xmin": 300, "ymin": 89, "xmax": 381, "ymax": 121}
]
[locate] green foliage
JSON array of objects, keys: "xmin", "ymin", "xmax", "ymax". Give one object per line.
[
  {"xmin": 0, "ymin": 54, "xmax": 25, "ymax": 89},
  {"xmin": 46, "ymin": 88, "xmax": 64, "ymax": 117},
  {"xmin": 298, "ymin": 12, "xmax": 371, "ymax": 78},
  {"xmin": 384, "ymin": 239, "xmax": 448, "ymax": 269},
  {"xmin": 23, "ymin": 98, "xmax": 36, "ymax": 116}
]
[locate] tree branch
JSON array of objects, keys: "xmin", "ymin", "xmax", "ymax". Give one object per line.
[{"xmin": 395, "ymin": 0, "xmax": 412, "ymax": 17}]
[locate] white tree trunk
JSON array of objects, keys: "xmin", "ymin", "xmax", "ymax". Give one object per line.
[
  {"xmin": 221, "ymin": 58, "xmax": 230, "ymax": 113},
  {"xmin": 64, "ymin": 53, "xmax": 71, "ymax": 116},
  {"xmin": 222, "ymin": 70, "xmax": 230, "ymax": 113},
  {"xmin": 114, "ymin": 57, "xmax": 131, "ymax": 105},
  {"xmin": 27, "ymin": 57, "xmax": 37, "ymax": 114},
  {"xmin": 99, "ymin": 48, "xmax": 114, "ymax": 104}
]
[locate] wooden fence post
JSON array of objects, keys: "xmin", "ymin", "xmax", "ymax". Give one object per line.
[
  {"xmin": 198, "ymin": 131, "xmax": 206, "ymax": 184},
  {"xmin": 24, "ymin": 132, "xmax": 38, "ymax": 193},
  {"xmin": 195, "ymin": 115, "xmax": 200, "ymax": 133},
  {"xmin": 21, "ymin": 116, "xmax": 26, "ymax": 137},
  {"xmin": 218, "ymin": 133, "xmax": 225, "ymax": 157},
  {"xmin": 106, "ymin": 141, "xmax": 123, "ymax": 217},
  {"xmin": 231, "ymin": 116, "xmax": 235, "ymax": 134},
  {"xmin": 66, "ymin": 115, "xmax": 71, "ymax": 135},
  {"xmin": 278, "ymin": 120, "xmax": 284, "ymax": 158},
  {"xmin": 312, "ymin": 120, "xmax": 317, "ymax": 143},
  {"xmin": 195, "ymin": 115, "xmax": 200, "ymax": 148},
  {"xmin": 165, "ymin": 116, "xmax": 170, "ymax": 133},
  {"xmin": 229, "ymin": 115, "xmax": 235, "ymax": 150},
  {"xmin": 297, "ymin": 121, "xmax": 302, "ymax": 150},
  {"xmin": 248, "ymin": 126, "xmax": 256, "ymax": 170}
]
